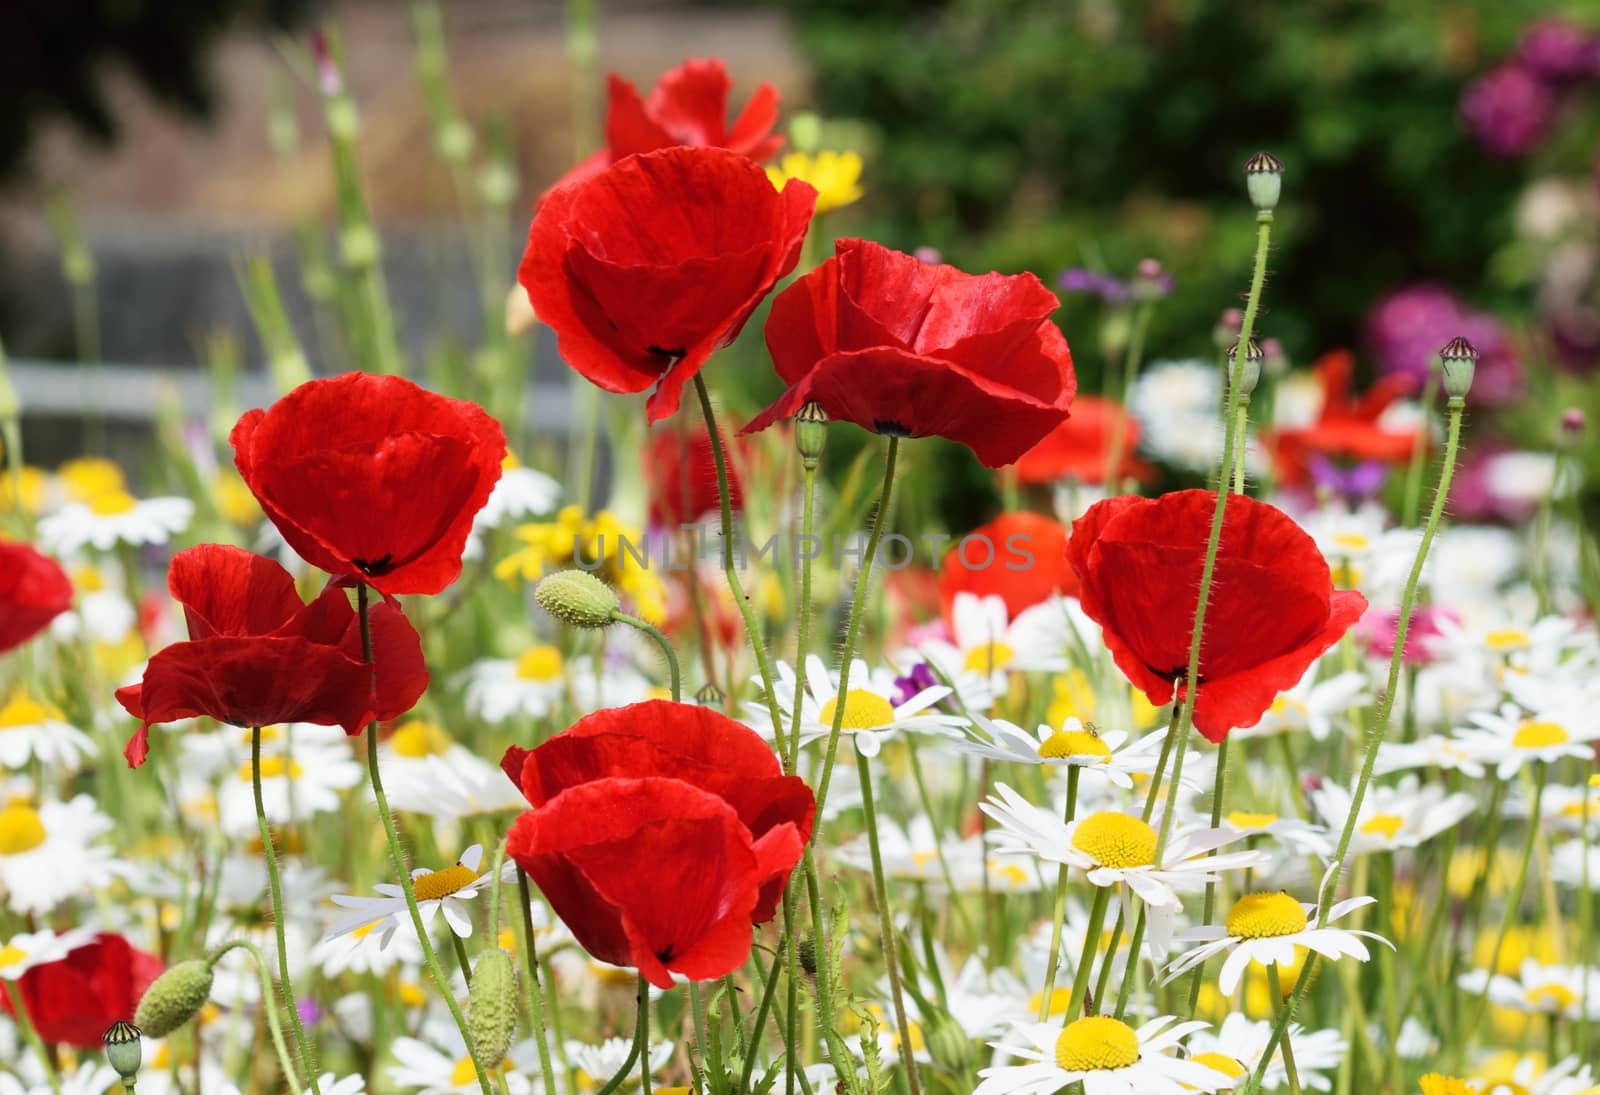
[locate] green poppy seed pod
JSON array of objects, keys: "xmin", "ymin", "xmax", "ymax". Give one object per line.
[
  {"xmin": 134, "ymin": 960, "xmax": 213, "ymax": 1038},
  {"xmin": 468, "ymin": 949, "xmax": 518, "ymax": 1068},
  {"xmin": 695, "ymin": 682, "xmax": 725, "ymax": 708},
  {"xmin": 1438, "ymin": 336, "xmax": 1477, "ymax": 400},
  {"xmin": 103, "ymin": 1021, "xmax": 143, "ymax": 1080},
  {"xmin": 1244, "ymin": 151, "xmax": 1283, "ymax": 212},
  {"xmin": 926, "ymin": 1015, "xmax": 972, "ymax": 1071},
  {"xmin": 1227, "ymin": 338, "xmax": 1263, "ymax": 396},
  {"xmin": 798, "ymin": 937, "xmax": 817, "ymax": 976},
  {"xmin": 535, "ymin": 569, "xmax": 621, "ymax": 629},
  {"xmin": 795, "ymin": 401, "xmax": 829, "ymax": 467}
]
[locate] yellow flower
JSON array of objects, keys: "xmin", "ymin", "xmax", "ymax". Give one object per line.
[
  {"xmin": 57, "ymin": 457, "xmax": 125, "ymax": 504},
  {"xmin": 0, "ymin": 466, "xmax": 46, "ymax": 514},
  {"xmin": 497, "ymin": 506, "xmax": 666, "ymax": 625},
  {"xmin": 212, "ymin": 472, "xmax": 262, "ymax": 526},
  {"xmin": 1419, "ymin": 1074, "xmax": 1479, "ymax": 1095},
  {"xmin": 1046, "ymin": 669, "xmax": 1096, "ymax": 727},
  {"xmin": 767, "ymin": 151, "xmax": 864, "ymax": 214}
]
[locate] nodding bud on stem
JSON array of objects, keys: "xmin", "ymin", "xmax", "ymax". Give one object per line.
[
  {"xmin": 694, "ymin": 682, "xmax": 725, "ymax": 708},
  {"xmin": 1244, "ymin": 151, "xmax": 1284, "ymax": 212},
  {"xmin": 103, "ymin": 1021, "xmax": 143, "ymax": 1080},
  {"xmin": 135, "ymin": 960, "xmax": 214, "ymax": 1038},
  {"xmin": 795, "ymin": 401, "xmax": 829, "ymax": 466},
  {"xmin": 1438, "ymin": 336, "xmax": 1478, "ymax": 400},
  {"xmin": 535, "ymin": 570, "xmax": 620, "ymax": 629},
  {"xmin": 1228, "ymin": 339, "xmax": 1263, "ymax": 397}
]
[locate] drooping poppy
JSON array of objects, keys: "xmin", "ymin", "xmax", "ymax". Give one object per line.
[
  {"xmin": 1009, "ymin": 395, "xmax": 1153, "ymax": 485},
  {"xmin": 503, "ymin": 700, "xmax": 814, "ymax": 987},
  {"xmin": 1066, "ymin": 490, "xmax": 1367, "ymax": 742},
  {"xmin": 741, "ymin": 239, "xmax": 1076, "ymax": 467},
  {"xmin": 115, "ymin": 544, "xmax": 428, "ymax": 767},
  {"xmin": 644, "ymin": 423, "xmax": 742, "ymax": 528},
  {"xmin": 0, "ymin": 540, "xmax": 72, "ymax": 652},
  {"xmin": 231, "ymin": 373, "xmax": 506, "ymax": 597},
  {"xmin": 1262, "ymin": 350, "xmax": 1421, "ymax": 487},
  {"xmin": 938, "ymin": 511, "xmax": 1079, "ymax": 627},
  {"xmin": 0, "ymin": 933, "xmax": 163, "ymax": 1047},
  {"xmin": 548, "ymin": 58, "xmax": 783, "ymax": 194},
  {"xmin": 520, "ymin": 147, "xmax": 816, "ymax": 422}
]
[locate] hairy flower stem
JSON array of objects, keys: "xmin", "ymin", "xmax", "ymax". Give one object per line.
[
  {"xmin": 1036, "ymin": 767, "xmax": 1082, "ymax": 1019},
  {"xmin": 1266, "ymin": 965, "xmax": 1303, "ymax": 1095},
  {"xmin": 1104, "ymin": 298, "xmax": 1153, "ymax": 494},
  {"xmin": 786, "ymin": 462, "xmax": 820, "ymax": 776},
  {"xmin": 638, "ymin": 974, "xmax": 654, "ymax": 1095},
  {"xmin": 357, "ymin": 583, "xmax": 493, "ymax": 1095},
  {"xmin": 4, "ymin": 979, "xmax": 60, "ymax": 1095},
  {"xmin": 210, "ymin": 938, "xmax": 301, "ymax": 1090},
  {"xmin": 1242, "ymin": 395, "xmax": 1467, "ymax": 1094},
  {"xmin": 251, "ymin": 725, "xmax": 319, "ymax": 1095},
  {"xmin": 516, "ymin": 869, "xmax": 559, "ymax": 1095},
  {"xmin": 611, "ymin": 611, "xmax": 681, "ymax": 701},
  {"xmin": 856, "ymin": 748, "xmax": 922, "ymax": 1095}
]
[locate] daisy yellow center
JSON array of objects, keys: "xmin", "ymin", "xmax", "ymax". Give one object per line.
[
  {"xmin": 0, "ymin": 803, "xmax": 46, "ymax": 854},
  {"xmin": 962, "ymin": 642, "xmax": 1015, "ymax": 673},
  {"xmin": 390, "ymin": 721, "xmax": 454, "ymax": 758},
  {"xmin": 237, "ymin": 756, "xmax": 303, "ymax": 781},
  {"xmin": 1072, "ymin": 812, "xmax": 1157, "ymax": 869},
  {"xmin": 1484, "ymin": 629, "xmax": 1529, "ymax": 652},
  {"xmin": 1419, "ymin": 1075, "xmax": 1481, "ymax": 1095},
  {"xmin": 88, "ymin": 490, "xmax": 138, "ymax": 516},
  {"xmin": 1512, "ymin": 720, "xmax": 1568, "ymax": 748},
  {"xmin": 1226, "ymin": 892, "xmax": 1308, "ymax": 939},
  {"xmin": 1028, "ymin": 986, "xmax": 1074, "ymax": 1018},
  {"xmin": 1268, "ymin": 695, "xmax": 1308, "ymax": 718},
  {"xmin": 1190, "ymin": 1052, "xmax": 1247, "ymax": 1080},
  {"xmin": 1227, "ymin": 811, "xmax": 1278, "ymax": 829},
  {"xmin": 515, "ymin": 645, "xmax": 564, "ymax": 682},
  {"xmin": 450, "ymin": 1056, "xmax": 485, "ymax": 1086},
  {"xmin": 1037, "ymin": 728, "xmax": 1111, "ymax": 762},
  {"xmin": 414, "ymin": 863, "xmax": 478, "ymax": 902},
  {"xmin": 1359, "ymin": 813, "xmax": 1405, "ymax": 841},
  {"xmin": 0, "ymin": 944, "xmax": 27, "ymax": 967},
  {"xmin": 1332, "ymin": 533, "xmax": 1370, "ymax": 551},
  {"xmin": 1527, "ymin": 982, "xmax": 1578, "ymax": 1010},
  {"xmin": 1053, "ymin": 1015, "xmax": 1140, "ymax": 1071},
  {"xmin": 0, "ymin": 692, "xmax": 63, "ymax": 729},
  {"xmin": 398, "ymin": 980, "xmax": 427, "ymax": 1008},
  {"xmin": 818, "ymin": 689, "xmax": 895, "ymax": 730},
  {"xmin": 59, "ymin": 458, "xmax": 125, "ymax": 501},
  {"xmin": 71, "ymin": 567, "xmax": 103, "ymax": 592}
]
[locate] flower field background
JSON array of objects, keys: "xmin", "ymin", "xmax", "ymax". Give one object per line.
[{"xmin": 0, "ymin": 4, "xmax": 1598, "ymax": 1095}]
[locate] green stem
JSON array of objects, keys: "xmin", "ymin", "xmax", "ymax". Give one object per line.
[
  {"xmin": 452, "ymin": 932, "xmax": 474, "ymax": 986},
  {"xmin": 209, "ymin": 939, "xmax": 300, "ymax": 1090},
  {"xmin": 1063, "ymin": 885, "xmax": 1110, "ymax": 1022},
  {"xmin": 4, "ymin": 978, "xmax": 60, "ymax": 1095},
  {"xmin": 738, "ymin": 939, "xmax": 786, "ymax": 1095},
  {"xmin": 357, "ymin": 584, "xmax": 492, "ymax": 1095},
  {"xmin": 856, "ymin": 748, "xmax": 922, "ymax": 1095},
  {"xmin": 1266, "ymin": 965, "xmax": 1303, "ymax": 1095},
  {"xmin": 1103, "ymin": 300, "xmax": 1153, "ymax": 495},
  {"xmin": 1183, "ymin": 734, "xmax": 1230, "ymax": 1016},
  {"xmin": 786, "ymin": 461, "xmax": 820, "ymax": 776},
  {"xmin": 516, "ymin": 869, "xmax": 559, "ymax": 1095},
  {"xmin": 637, "ymin": 975, "xmax": 654, "ymax": 1095},
  {"xmin": 1036, "ymin": 767, "xmax": 1081, "ymax": 1019},
  {"xmin": 251, "ymin": 725, "xmax": 319, "ymax": 1095},
  {"xmin": 1400, "ymin": 372, "xmax": 1438, "ymax": 527},
  {"xmin": 611, "ymin": 611, "xmax": 681, "ymax": 701}
]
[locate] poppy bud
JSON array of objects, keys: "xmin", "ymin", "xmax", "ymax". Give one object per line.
[
  {"xmin": 134, "ymin": 959, "xmax": 213, "ymax": 1038},
  {"xmin": 798, "ymin": 937, "xmax": 817, "ymax": 975},
  {"xmin": 695, "ymin": 682, "xmax": 725, "ymax": 708},
  {"xmin": 468, "ymin": 949, "xmax": 518, "ymax": 1069},
  {"xmin": 795, "ymin": 401, "xmax": 829, "ymax": 467},
  {"xmin": 1228, "ymin": 339, "xmax": 1263, "ymax": 397},
  {"xmin": 926, "ymin": 1015, "xmax": 972, "ymax": 1071},
  {"xmin": 1438, "ymin": 336, "xmax": 1477, "ymax": 400},
  {"xmin": 103, "ymin": 1021, "xmax": 143, "ymax": 1081},
  {"xmin": 535, "ymin": 570, "xmax": 621, "ymax": 629},
  {"xmin": 1244, "ymin": 151, "xmax": 1284, "ymax": 212}
]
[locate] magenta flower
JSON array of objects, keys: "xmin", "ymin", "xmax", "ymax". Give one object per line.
[
  {"xmin": 1459, "ymin": 62, "xmax": 1560, "ymax": 157},
  {"xmin": 1364, "ymin": 284, "xmax": 1524, "ymax": 406}
]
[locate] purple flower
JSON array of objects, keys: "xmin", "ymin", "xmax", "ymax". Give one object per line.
[
  {"xmin": 1357, "ymin": 604, "xmax": 1457, "ymax": 666},
  {"xmin": 891, "ymin": 662, "xmax": 939, "ymax": 707},
  {"xmin": 297, "ymin": 997, "xmax": 324, "ymax": 1027},
  {"xmin": 1057, "ymin": 268, "xmax": 1132, "ymax": 303},
  {"xmin": 1518, "ymin": 18, "xmax": 1600, "ymax": 83},
  {"xmin": 1306, "ymin": 455, "xmax": 1389, "ymax": 503},
  {"xmin": 1364, "ymin": 284, "xmax": 1524, "ymax": 406},
  {"xmin": 1460, "ymin": 62, "xmax": 1560, "ymax": 157}
]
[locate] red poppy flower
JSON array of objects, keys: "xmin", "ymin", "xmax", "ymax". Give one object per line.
[
  {"xmin": 938, "ymin": 512, "xmax": 1079, "ymax": 626},
  {"xmin": 740, "ymin": 239, "xmax": 1076, "ymax": 468},
  {"xmin": 549, "ymin": 58, "xmax": 783, "ymax": 193},
  {"xmin": 0, "ymin": 540, "xmax": 72, "ymax": 652},
  {"xmin": 644, "ymin": 423, "xmax": 743, "ymax": 527},
  {"xmin": 1, "ymin": 933, "xmax": 162, "ymax": 1047},
  {"xmin": 231, "ymin": 373, "xmax": 506, "ymax": 596},
  {"xmin": 1066, "ymin": 490, "xmax": 1367, "ymax": 742},
  {"xmin": 1009, "ymin": 395, "xmax": 1153, "ymax": 485},
  {"xmin": 503, "ymin": 700, "xmax": 814, "ymax": 987},
  {"xmin": 520, "ymin": 147, "xmax": 816, "ymax": 423},
  {"xmin": 1263, "ymin": 350, "xmax": 1420, "ymax": 486},
  {"xmin": 115, "ymin": 545, "xmax": 428, "ymax": 767}
]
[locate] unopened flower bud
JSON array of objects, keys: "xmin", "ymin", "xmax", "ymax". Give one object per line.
[
  {"xmin": 535, "ymin": 570, "xmax": 620, "ymax": 629},
  {"xmin": 1244, "ymin": 151, "xmax": 1284, "ymax": 212},
  {"xmin": 1560, "ymin": 407, "xmax": 1585, "ymax": 437},
  {"xmin": 103, "ymin": 1021, "xmax": 143, "ymax": 1080},
  {"xmin": 468, "ymin": 949, "xmax": 518, "ymax": 1068},
  {"xmin": 795, "ymin": 401, "xmax": 829, "ymax": 466},
  {"xmin": 1227, "ymin": 339, "xmax": 1263, "ymax": 396},
  {"xmin": 135, "ymin": 960, "xmax": 213, "ymax": 1038},
  {"xmin": 798, "ymin": 937, "xmax": 818, "ymax": 976},
  {"xmin": 695, "ymin": 682, "xmax": 725, "ymax": 708},
  {"xmin": 926, "ymin": 1015, "xmax": 972, "ymax": 1071},
  {"xmin": 1438, "ymin": 336, "xmax": 1477, "ymax": 399}
]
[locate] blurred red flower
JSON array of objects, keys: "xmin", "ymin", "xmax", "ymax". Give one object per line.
[
  {"xmin": 521, "ymin": 147, "xmax": 815, "ymax": 422},
  {"xmin": 0, "ymin": 933, "xmax": 162, "ymax": 1047},
  {"xmin": 644, "ymin": 423, "xmax": 742, "ymax": 527},
  {"xmin": 503, "ymin": 700, "xmax": 814, "ymax": 987},
  {"xmin": 741, "ymin": 239, "xmax": 1076, "ymax": 467},
  {"xmin": 1067, "ymin": 490, "xmax": 1367, "ymax": 741},
  {"xmin": 231, "ymin": 373, "xmax": 505, "ymax": 596},
  {"xmin": 115, "ymin": 545, "xmax": 427, "ymax": 767},
  {"xmin": 0, "ymin": 540, "xmax": 72, "ymax": 652},
  {"xmin": 1263, "ymin": 350, "xmax": 1420, "ymax": 486},
  {"xmin": 548, "ymin": 58, "xmax": 783, "ymax": 193},
  {"xmin": 1009, "ymin": 395, "xmax": 1152, "ymax": 485},
  {"xmin": 938, "ymin": 512, "xmax": 1079, "ymax": 626}
]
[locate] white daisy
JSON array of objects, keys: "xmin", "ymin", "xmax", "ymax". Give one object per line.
[
  {"xmin": 379, "ymin": 721, "xmax": 526, "ymax": 819},
  {"xmin": 1163, "ymin": 892, "xmax": 1391, "ymax": 995},
  {"xmin": 389, "ymin": 1026, "xmax": 533, "ymax": 1095},
  {"xmin": 957, "ymin": 716, "xmax": 1166, "ymax": 790},
  {"xmin": 0, "ymin": 689, "xmax": 95, "ymax": 771},
  {"xmin": 327, "ymin": 844, "xmax": 497, "ymax": 947},
  {"xmin": 1183, "ymin": 1013, "xmax": 1347, "ymax": 1092},
  {"xmin": 750, "ymin": 656, "xmax": 965, "ymax": 757},
  {"xmin": 833, "ymin": 815, "xmax": 1039, "ymax": 895},
  {"xmin": 1308, "ymin": 774, "xmax": 1476, "ymax": 855},
  {"xmin": 567, "ymin": 1036, "xmax": 674, "ymax": 1089},
  {"xmin": 0, "ymin": 927, "xmax": 97, "ymax": 979},
  {"xmin": 1218, "ymin": 809, "xmax": 1332, "ymax": 857},
  {"xmin": 216, "ymin": 733, "xmax": 363, "ymax": 837},
  {"xmin": 1374, "ymin": 734, "xmax": 1487, "ymax": 779},
  {"xmin": 0, "ymin": 796, "xmax": 125, "ymax": 914},
  {"xmin": 37, "ymin": 491, "xmax": 192, "ymax": 554},
  {"xmin": 1457, "ymin": 958, "xmax": 1600, "ymax": 1020},
  {"xmin": 0, "ymin": 1060, "xmax": 122, "ymax": 1095},
  {"xmin": 1470, "ymin": 1052, "xmax": 1598, "ymax": 1095},
  {"xmin": 462, "ymin": 646, "xmax": 653, "ymax": 723},
  {"xmin": 312, "ymin": 915, "xmax": 425, "ymax": 978},
  {"xmin": 1229, "ymin": 669, "xmax": 1369, "ymax": 742},
  {"xmin": 465, "ymin": 459, "xmax": 562, "ymax": 559},
  {"xmin": 910, "ymin": 593, "xmax": 1070, "ymax": 696},
  {"xmin": 48, "ymin": 587, "xmax": 137, "ymax": 645},
  {"xmin": 975, "ymin": 1015, "xmax": 1232, "ymax": 1095},
  {"xmin": 1454, "ymin": 702, "xmax": 1598, "ymax": 779}
]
